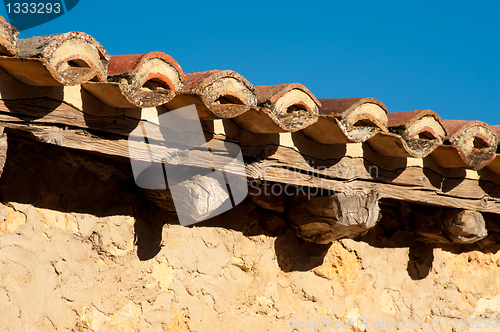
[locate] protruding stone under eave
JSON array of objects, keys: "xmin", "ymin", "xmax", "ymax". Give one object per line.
[
  {"xmin": 0, "ymin": 16, "xmax": 18, "ymax": 56},
  {"xmin": 0, "ymin": 32, "xmax": 109, "ymax": 86},
  {"xmin": 84, "ymin": 52, "xmax": 184, "ymax": 108},
  {"xmin": 302, "ymin": 97, "xmax": 388, "ymax": 144},
  {"xmin": 431, "ymin": 120, "xmax": 498, "ymax": 170}
]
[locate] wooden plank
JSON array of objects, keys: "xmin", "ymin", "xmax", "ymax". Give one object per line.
[
  {"xmin": 0, "ymin": 98, "xmax": 139, "ymax": 136},
  {"xmin": 242, "ymin": 146, "xmax": 497, "ymax": 200},
  {"xmin": 3, "ymin": 123, "xmax": 247, "ymax": 176},
  {"xmin": 0, "ymin": 98, "xmax": 205, "ymax": 146}
]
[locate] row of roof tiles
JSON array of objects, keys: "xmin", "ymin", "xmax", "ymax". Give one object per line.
[{"xmin": 0, "ymin": 17, "xmax": 498, "ymax": 173}]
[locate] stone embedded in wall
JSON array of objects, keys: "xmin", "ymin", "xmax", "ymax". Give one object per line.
[
  {"xmin": 314, "ymin": 241, "xmax": 361, "ymax": 283},
  {"xmin": 0, "ymin": 205, "xmax": 25, "ymax": 234},
  {"xmin": 152, "ymin": 260, "xmax": 175, "ymax": 291}
]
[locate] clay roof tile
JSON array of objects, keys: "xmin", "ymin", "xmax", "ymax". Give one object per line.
[
  {"xmin": 0, "ymin": 31, "xmax": 109, "ymax": 86},
  {"xmin": 0, "ymin": 15, "xmax": 18, "ymax": 56},
  {"xmin": 82, "ymin": 52, "xmax": 185, "ymax": 108}
]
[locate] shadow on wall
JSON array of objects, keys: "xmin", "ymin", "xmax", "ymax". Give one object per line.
[{"xmin": 0, "ymin": 134, "xmax": 499, "ymax": 279}]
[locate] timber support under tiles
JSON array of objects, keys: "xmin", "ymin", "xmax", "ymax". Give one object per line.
[{"xmin": 0, "ymin": 94, "xmax": 498, "ymax": 245}]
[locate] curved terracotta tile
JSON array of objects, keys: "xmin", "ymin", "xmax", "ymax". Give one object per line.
[
  {"xmin": 233, "ymin": 84, "xmax": 321, "ymax": 133},
  {"xmin": 255, "ymin": 83, "xmax": 320, "ymax": 107},
  {"xmin": 368, "ymin": 110, "xmax": 447, "ymax": 158},
  {"xmin": 318, "ymin": 97, "xmax": 388, "ymax": 116},
  {"xmin": 388, "ymin": 110, "xmax": 445, "ymax": 137},
  {"xmin": 431, "ymin": 120, "xmax": 498, "ymax": 170},
  {"xmin": 302, "ymin": 97, "xmax": 388, "ymax": 144},
  {"xmin": 84, "ymin": 52, "xmax": 184, "ymax": 108},
  {"xmin": 0, "ymin": 16, "xmax": 18, "ymax": 56},
  {"xmin": 182, "ymin": 70, "xmax": 254, "ymax": 95},
  {"xmin": 107, "ymin": 52, "xmax": 184, "ymax": 86},
  {"xmin": 0, "ymin": 32, "xmax": 109, "ymax": 86},
  {"xmin": 166, "ymin": 70, "xmax": 256, "ymax": 119},
  {"xmin": 444, "ymin": 120, "xmax": 497, "ymax": 147}
]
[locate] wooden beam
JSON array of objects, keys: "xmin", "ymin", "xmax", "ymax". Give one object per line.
[
  {"xmin": 411, "ymin": 207, "xmax": 487, "ymax": 244},
  {"xmin": 442, "ymin": 210, "xmax": 488, "ymax": 244},
  {"xmin": 256, "ymin": 165, "xmax": 500, "ymax": 214},
  {"xmin": 286, "ymin": 189, "xmax": 380, "ymax": 244},
  {"xmin": 248, "ymin": 182, "xmax": 286, "ymax": 213}
]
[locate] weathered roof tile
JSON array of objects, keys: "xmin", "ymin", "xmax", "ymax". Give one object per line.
[
  {"xmin": 239, "ymin": 84, "xmax": 320, "ymax": 132},
  {"xmin": 302, "ymin": 97, "xmax": 388, "ymax": 144},
  {"xmin": 0, "ymin": 16, "xmax": 18, "ymax": 56},
  {"xmin": 0, "ymin": 31, "xmax": 109, "ymax": 86},
  {"xmin": 166, "ymin": 70, "xmax": 256, "ymax": 119},
  {"xmin": 367, "ymin": 110, "xmax": 448, "ymax": 158},
  {"xmin": 431, "ymin": 120, "xmax": 498, "ymax": 170},
  {"xmin": 84, "ymin": 52, "xmax": 184, "ymax": 108}
]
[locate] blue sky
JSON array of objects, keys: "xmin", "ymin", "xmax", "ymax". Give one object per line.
[{"xmin": 1, "ymin": 0, "xmax": 499, "ymax": 125}]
